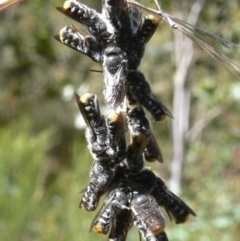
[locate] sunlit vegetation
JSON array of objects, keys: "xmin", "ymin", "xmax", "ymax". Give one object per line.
[{"xmin": 0, "ymin": 0, "xmax": 240, "ymax": 240}]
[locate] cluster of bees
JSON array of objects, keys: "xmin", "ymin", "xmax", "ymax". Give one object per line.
[
  {"xmin": 55, "ymin": 0, "xmax": 196, "ymax": 240},
  {"xmin": 1, "ymin": 1, "xmax": 238, "ymax": 240}
]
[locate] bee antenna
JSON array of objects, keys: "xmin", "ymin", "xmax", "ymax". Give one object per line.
[{"xmin": 90, "ymin": 69, "xmax": 103, "ymax": 73}]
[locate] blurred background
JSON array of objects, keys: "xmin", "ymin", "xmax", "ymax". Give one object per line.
[{"xmin": 0, "ymin": 0, "xmax": 240, "ymax": 240}]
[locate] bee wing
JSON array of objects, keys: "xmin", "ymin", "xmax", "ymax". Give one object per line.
[
  {"xmin": 144, "ymin": 210, "xmax": 165, "ymax": 233},
  {"xmin": 74, "ymin": 93, "xmax": 96, "ymax": 139},
  {"xmin": 107, "ymin": 112, "xmax": 125, "ymax": 144},
  {"xmin": 131, "ymin": 193, "xmax": 165, "ymax": 233},
  {"xmin": 56, "ymin": 6, "xmax": 84, "ymax": 23},
  {"xmin": 103, "ymin": 65, "xmax": 127, "ymax": 108},
  {"xmin": 89, "ymin": 194, "xmax": 115, "ymax": 233},
  {"xmin": 79, "ymin": 187, "xmax": 87, "ymax": 194},
  {"xmin": 129, "ymin": 5, "xmax": 142, "ymax": 34},
  {"xmin": 144, "ymin": 132, "xmax": 163, "ymax": 163},
  {"xmin": 137, "ymin": 15, "xmax": 161, "ymax": 54},
  {"xmin": 132, "ymin": 195, "xmax": 165, "ymax": 233},
  {"xmin": 115, "ymin": 112, "xmax": 125, "ymax": 142},
  {"xmin": 163, "ymin": 187, "xmax": 197, "ymax": 218},
  {"xmin": 0, "ymin": 0, "xmax": 23, "ymax": 11},
  {"xmin": 151, "ymin": 93, "xmax": 174, "ymax": 119}
]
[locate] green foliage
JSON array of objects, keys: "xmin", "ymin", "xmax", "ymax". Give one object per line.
[
  {"xmin": 0, "ymin": 118, "xmax": 50, "ymax": 241},
  {"xmin": 0, "ymin": 117, "xmax": 96, "ymax": 241}
]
